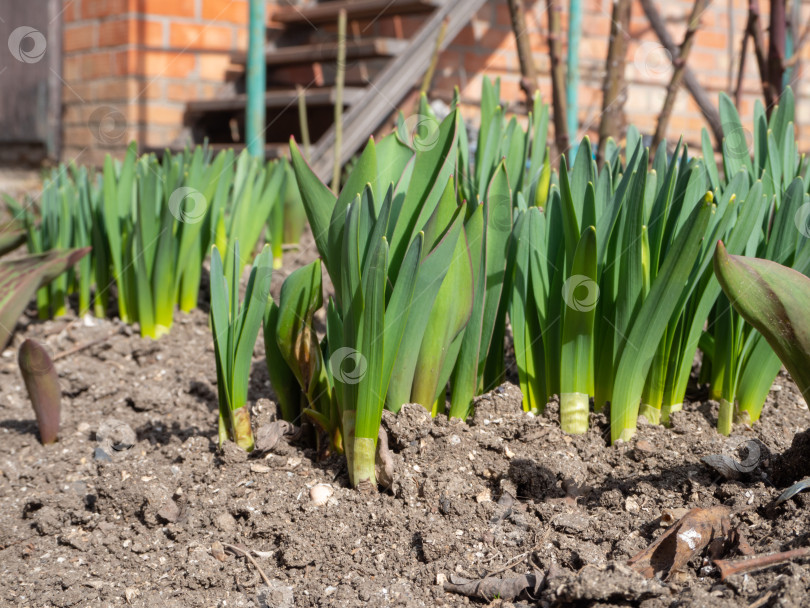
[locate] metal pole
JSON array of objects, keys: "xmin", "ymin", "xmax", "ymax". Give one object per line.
[
  {"xmin": 566, "ymin": 0, "xmax": 582, "ymax": 150},
  {"xmin": 246, "ymin": 0, "xmax": 266, "ymax": 158}
]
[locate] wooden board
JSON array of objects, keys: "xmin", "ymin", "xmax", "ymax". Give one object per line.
[
  {"xmin": 271, "ymin": 0, "xmax": 438, "ymax": 25},
  {"xmin": 231, "ymin": 38, "xmax": 409, "ymax": 67},
  {"xmin": 186, "ymin": 87, "xmax": 365, "ymax": 115}
]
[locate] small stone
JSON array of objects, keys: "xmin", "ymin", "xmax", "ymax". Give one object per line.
[
  {"xmin": 96, "ymin": 418, "xmax": 136, "ymax": 452},
  {"xmin": 436, "ymin": 572, "xmax": 447, "ymax": 585},
  {"xmin": 552, "ymin": 512, "xmax": 590, "ymax": 533},
  {"xmin": 625, "ymin": 496, "xmax": 640, "ymax": 514},
  {"xmin": 93, "ymin": 447, "xmax": 111, "ymax": 462},
  {"xmin": 250, "ymin": 463, "xmax": 272, "ymax": 473},
  {"xmin": 215, "ymin": 512, "xmax": 237, "ymax": 533},
  {"xmin": 157, "ymin": 499, "xmax": 180, "ymax": 523},
  {"xmin": 310, "ymin": 484, "xmax": 334, "ymax": 506},
  {"xmin": 211, "ymin": 541, "xmax": 227, "ymax": 562}
]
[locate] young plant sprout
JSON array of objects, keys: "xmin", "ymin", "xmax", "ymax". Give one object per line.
[
  {"xmin": 6, "ymin": 144, "xmax": 294, "ymax": 338},
  {"xmin": 18, "ymin": 339, "xmax": 61, "ymax": 445},
  {"xmin": 210, "ymin": 241, "xmax": 272, "ymax": 451}
]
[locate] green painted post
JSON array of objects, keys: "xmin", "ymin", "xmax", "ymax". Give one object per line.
[
  {"xmin": 246, "ymin": 0, "xmax": 266, "ymax": 158},
  {"xmin": 566, "ymin": 0, "xmax": 582, "ymax": 150}
]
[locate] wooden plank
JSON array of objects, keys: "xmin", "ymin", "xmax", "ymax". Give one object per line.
[
  {"xmin": 231, "ymin": 38, "xmax": 409, "ymax": 67},
  {"xmin": 272, "ymin": 0, "xmax": 438, "ymax": 25},
  {"xmin": 0, "ymin": 0, "xmax": 62, "ymax": 159},
  {"xmin": 308, "ymin": 0, "xmax": 490, "ymax": 180},
  {"xmin": 186, "ymin": 87, "xmax": 365, "ymax": 115}
]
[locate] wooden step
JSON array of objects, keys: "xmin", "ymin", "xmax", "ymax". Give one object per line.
[
  {"xmin": 231, "ymin": 37, "xmax": 409, "ymax": 67},
  {"xmin": 186, "ymin": 87, "xmax": 365, "ymax": 116},
  {"xmin": 271, "ymin": 0, "xmax": 438, "ymax": 26}
]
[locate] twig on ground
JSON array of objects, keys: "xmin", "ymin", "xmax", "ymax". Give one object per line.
[
  {"xmin": 482, "ymin": 551, "xmax": 530, "ymax": 578},
  {"xmin": 714, "ymin": 546, "xmax": 810, "ymax": 580},
  {"xmin": 223, "ymin": 543, "xmax": 273, "ymax": 587},
  {"xmin": 53, "ymin": 330, "xmax": 118, "ymax": 362}
]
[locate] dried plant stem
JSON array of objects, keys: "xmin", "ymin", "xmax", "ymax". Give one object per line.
[
  {"xmin": 652, "ymin": 0, "xmax": 707, "ymax": 153},
  {"xmin": 547, "ymin": 0, "xmax": 569, "ymax": 156},
  {"xmin": 223, "ymin": 543, "xmax": 273, "ymax": 587},
  {"xmin": 506, "ymin": 0, "xmax": 538, "ymax": 101},
  {"xmin": 297, "ymin": 86, "xmax": 311, "ymax": 162},
  {"xmin": 597, "ymin": 0, "xmax": 631, "ymax": 166},
  {"xmin": 421, "ymin": 18, "xmax": 448, "ymax": 94},
  {"xmin": 52, "ymin": 329, "xmax": 118, "ymax": 362},
  {"xmin": 332, "ymin": 9, "xmax": 347, "ymax": 193},
  {"xmin": 715, "ymin": 546, "xmax": 810, "ymax": 580}
]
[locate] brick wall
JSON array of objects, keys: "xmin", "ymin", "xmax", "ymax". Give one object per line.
[
  {"xmin": 431, "ymin": 0, "xmax": 810, "ymax": 154},
  {"xmin": 59, "ymin": 0, "xmax": 810, "ymax": 164},
  {"xmin": 61, "ymin": 0, "xmax": 248, "ymax": 165}
]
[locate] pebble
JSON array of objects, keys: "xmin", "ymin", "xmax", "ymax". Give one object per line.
[
  {"xmin": 93, "ymin": 447, "xmax": 111, "ymax": 462},
  {"xmin": 157, "ymin": 499, "xmax": 180, "ymax": 523}
]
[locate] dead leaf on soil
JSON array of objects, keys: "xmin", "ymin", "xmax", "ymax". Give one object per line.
[
  {"xmin": 375, "ymin": 426, "xmax": 395, "ymax": 490},
  {"xmin": 443, "ymin": 570, "xmax": 545, "ymax": 601},
  {"xmin": 628, "ymin": 505, "xmax": 732, "ymax": 580},
  {"xmin": 254, "ymin": 421, "xmax": 297, "ymax": 452}
]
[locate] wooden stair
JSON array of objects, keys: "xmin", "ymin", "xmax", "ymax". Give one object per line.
[{"xmin": 183, "ymin": 0, "xmax": 489, "ymax": 180}]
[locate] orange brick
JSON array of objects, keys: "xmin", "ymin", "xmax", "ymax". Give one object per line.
[
  {"xmin": 170, "ymin": 23, "xmax": 233, "ymax": 50},
  {"xmin": 82, "ymin": 0, "xmax": 136, "ymax": 19},
  {"xmin": 454, "ymin": 25, "xmax": 477, "ymax": 46},
  {"xmin": 142, "ymin": 103, "xmax": 186, "ymax": 126},
  {"xmin": 498, "ymin": 77, "xmax": 522, "ymax": 103},
  {"xmin": 202, "ymin": 0, "xmax": 248, "ymax": 24},
  {"xmin": 94, "ymin": 79, "xmax": 135, "ymax": 101},
  {"xmin": 479, "ymin": 27, "xmax": 514, "ymax": 52},
  {"xmin": 694, "ymin": 30, "xmax": 728, "ymax": 50},
  {"xmin": 83, "ymin": 53, "xmax": 116, "ymax": 79},
  {"xmin": 583, "ymin": 15, "xmax": 612, "ymax": 37},
  {"xmin": 63, "ymin": 0, "xmax": 79, "ymax": 22},
  {"xmin": 63, "ymin": 56, "xmax": 83, "ymax": 81},
  {"xmin": 465, "ymin": 50, "xmax": 514, "ymax": 73},
  {"xmin": 61, "ymin": 81, "xmax": 93, "ymax": 103},
  {"xmin": 142, "ymin": 126, "xmax": 184, "ymax": 149},
  {"xmin": 495, "ymin": 2, "xmax": 511, "ymax": 27},
  {"xmin": 64, "ymin": 24, "xmax": 97, "ymax": 52},
  {"xmin": 141, "ymin": 0, "xmax": 196, "ymax": 17},
  {"xmin": 197, "ymin": 53, "xmax": 232, "ymax": 80},
  {"xmin": 235, "ymin": 27, "xmax": 248, "ymax": 49},
  {"xmin": 167, "ymin": 82, "xmax": 201, "ymax": 101},
  {"xmin": 99, "ymin": 19, "xmax": 164, "ymax": 47},
  {"xmin": 116, "ymin": 50, "xmax": 196, "ymax": 78}
]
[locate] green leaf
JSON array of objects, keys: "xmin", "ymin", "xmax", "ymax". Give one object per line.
[
  {"xmin": 714, "ymin": 242, "xmax": 810, "ymax": 402},
  {"xmin": 611, "ymin": 194, "xmax": 714, "ymax": 442},
  {"xmin": 0, "ymin": 248, "xmax": 90, "ymax": 350}
]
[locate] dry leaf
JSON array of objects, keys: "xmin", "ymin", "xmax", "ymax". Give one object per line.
[
  {"xmin": 628, "ymin": 506, "xmax": 731, "ymax": 579},
  {"xmin": 443, "ymin": 570, "xmax": 545, "ymax": 601}
]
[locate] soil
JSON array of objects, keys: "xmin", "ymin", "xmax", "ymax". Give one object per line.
[{"xmin": 2, "ymin": 230, "xmax": 810, "ymax": 608}]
